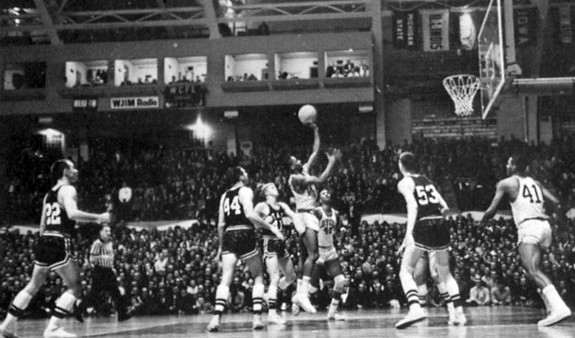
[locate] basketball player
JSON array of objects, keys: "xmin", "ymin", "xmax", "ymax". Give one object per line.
[
  {"xmin": 207, "ymin": 166, "xmax": 284, "ymax": 332},
  {"xmin": 288, "ymin": 122, "xmax": 341, "ymax": 313},
  {"xmin": 395, "ymin": 152, "xmax": 465, "ymax": 329},
  {"xmin": 75, "ymin": 224, "xmax": 131, "ymax": 322},
  {"xmin": 0, "ymin": 159, "xmax": 110, "ymax": 338},
  {"xmin": 413, "ymin": 252, "xmax": 457, "ymax": 317},
  {"xmin": 311, "ymin": 189, "xmax": 346, "ymax": 321},
  {"xmin": 254, "ymin": 183, "xmax": 297, "ymax": 325},
  {"xmin": 481, "ymin": 155, "xmax": 571, "ymax": 326}
]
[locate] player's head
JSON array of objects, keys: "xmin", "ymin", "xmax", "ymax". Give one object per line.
[
  {"xmin": 99, "ymin": 224, "xmax": 111, "ymax": 242},
  {"xmin": 232, "ymin": 166, "xmax": 249, "ymax": 184},
  {"xmin": 261, "ymin": 182, "xmax": 279, "ymax": 199},
  {"xmin": 51, "ymin": 159, "xmax": 78, "ymax": 183},
  {"xmin": 398, "ymin": 152, "xmax": 419, "ymax": 175},
  {"xmin": 289, "ymin": 156, "xmax": 303, "ymax": 173},
  {"xmin": 319, "ymin": 188, "xmax": 332, "ymax": 205},
  {"xmin": 507, "ymin": 154, "xmax": 529, "ymax": 175}
]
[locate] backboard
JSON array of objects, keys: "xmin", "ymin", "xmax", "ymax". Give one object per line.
[{"xmin": 478, "ymin": 0, "xmax": 506, "ymax": 119}]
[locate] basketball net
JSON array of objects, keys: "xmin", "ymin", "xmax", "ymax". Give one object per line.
[{"xmin": 443, "ymin": 74, "xmax": 480, "ymax": 117}]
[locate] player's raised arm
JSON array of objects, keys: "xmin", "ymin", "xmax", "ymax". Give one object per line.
[
  {"xmin": 299, "ymin": 149, "xmax": 342, "ymax": 185},
  {"xmin": 59, "ymin": 185, "xmax": 109, "ymax": 223},
  {"xmin": 302, "ymin": 123, "xmax": 320, "ymax": 173},
  {"xmin": 239, "ymin": 187, "xmax": 284, "ymax": 241}
]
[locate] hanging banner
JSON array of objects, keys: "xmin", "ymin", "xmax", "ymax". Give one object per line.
[
  {"xmin": 559, "ymin": 6, "xmax": 572, "ymax": 44},
  {"xmin": 515, "ymin": 8, "xmax": 535, "ymax": 46},
  {"xmin": 393, "ymin": 12, "xmax": 407, "ymax": 48},
  {"xmin": 405, "ymin": 11, "xmax": 417, "ymax": 48},
  {"xmin": 422, "ymin": 10, "xmax": 450, "ymax": 51},
  {"xmin": 393, "ymin": 11, "xmax": 418, "ymax": 49}
]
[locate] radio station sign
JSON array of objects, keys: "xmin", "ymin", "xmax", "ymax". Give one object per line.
[
  {"xmin": 73, "ymin": 98, "xmax": 98, "ymax": 112},
  {"xmin": 111, "ymin": 96, "xmax": 159, "ymax": 109}
]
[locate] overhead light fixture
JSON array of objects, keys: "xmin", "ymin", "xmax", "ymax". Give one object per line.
[
  {"xmin": 359, "ymin": 104, "xmax": 373, "ymax": 113},
  {"xmin": 224, "ymin": 110, "xmax": 239, "ymax": 118}
]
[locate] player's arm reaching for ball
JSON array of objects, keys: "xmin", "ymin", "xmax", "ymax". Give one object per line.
[
  {"xmin": 239, "ymin": 187, "xmax": 284, "ymax": 241},
  {"xmin": 293, "ymin": 149, "xmax": 342, "ymax": 186},
  {"xmin": 302, "ymin": 123, "xmax": 320, "ymax": 174}
]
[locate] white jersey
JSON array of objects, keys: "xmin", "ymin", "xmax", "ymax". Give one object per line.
[
  {"xmin": 317, "ymin": 207, "xmax": 337, "ymax": 248},
  {"xmin": 289, "ymin": 173, "xmax": 318, "ymax": 211},
  {"xmin": 510, "ymin": 175, "xmax": 548, "ymax": 226}
]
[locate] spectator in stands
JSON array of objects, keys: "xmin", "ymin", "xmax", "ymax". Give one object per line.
[{"xmin": 491, "ymin": 278, "xmax": 512, "ymax": 306}]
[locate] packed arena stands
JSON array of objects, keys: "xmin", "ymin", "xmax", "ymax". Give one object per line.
[{"xmin": 1, "ymin": 136, "xmax": 575, "ymax": 318}]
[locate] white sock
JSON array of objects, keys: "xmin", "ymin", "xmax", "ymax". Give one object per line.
[
  {"xmin": 296, "ymin": 279, "xmax": 303, "ymax": 295},
  {"xmin": 214, "ymin": 285, "xmax": 230, "ymax": 314},
  {"xmin": 301, "ymin": 276, "xmax": 311, "ymax": 296},
  {"xmin": 542, "ymin": 285, "xmax": 568, "ymax": 312},
  {"xmin": 417, "ymin": 284, "xmax": 428, "ymax": 305},
  {"xmin": 49, "ymin": 292, "xmax": 77, "ymax": 328},
  {"xmin": 252, "ymin": 283, "xmax": 265, "ymax": 314},
  {"xmin": 538, "ymin": 288, "xmax": 552, "ymax": 313},
  {"xmin": 267, "ymin": 285, "xmax": 278, "ymax": 311}
]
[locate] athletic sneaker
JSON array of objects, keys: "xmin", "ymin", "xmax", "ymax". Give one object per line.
[
  {"xmin": 448, "ymin": 309, "xmax": 467, "ymax": 326},
  {"xmin": 252, "ymin": 314, "xmax": 265, "ymax": 330},
  {"xmin": 327, "ymin": 312, "xmax": 346, "ymax": 321},
  {"xmin": 395, "ymin": 307, "xmax": 427, "ymax": 329},
  {"xmin": 206, "ymin": 315, "xmax": 220, "ymax": 332},
  {"xmin": 291, "ymin": 302, "xmax": 301, "ymax": 316},
  {"xmin": 43, "ymin": 325, "xmax": 76, "ymax": 338},
  {"xmin": 0, "ymin": 325, "xmax": 18, "ymax": 338},
  {"xmin": 292, "ymin": 293, "xmax": 317, "ymax": 314},
  {"xmin": 267, "ymin": 312, "xmax": 286, "ymax": 325},
  {"xmin": 537, "ymin": 306, "xmax": 571, "ymax": 327}
]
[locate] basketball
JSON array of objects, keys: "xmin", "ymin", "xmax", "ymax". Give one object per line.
[{"xmin": 298, "ymin": 104, "xmax": 317, "ymax": 124}]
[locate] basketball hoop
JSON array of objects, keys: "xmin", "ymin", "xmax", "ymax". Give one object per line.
[{"xmin": 443, "ymin": 74, "xmax": 480, "ymax": 117}]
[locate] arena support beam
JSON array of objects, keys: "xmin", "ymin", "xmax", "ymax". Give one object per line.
[{"xmin": 32, "ymin": 0, "xmax": 61, "ymax": 45}]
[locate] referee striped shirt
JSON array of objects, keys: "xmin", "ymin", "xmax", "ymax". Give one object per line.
[{"xmin": 89, "ymin": 239, "xmax": 114, "ymax": 268}]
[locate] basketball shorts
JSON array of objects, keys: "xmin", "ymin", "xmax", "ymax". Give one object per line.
[
  {"xmin": 293, "ymin": 211, "xmax": 319, "ymax": 235},
  {"xmin": 263, "ymin": 238, "xmax": 289, "ymax": 259},
  {"xmin": 317, "ymin": 246, "xmax": 338, "ymax": 264},
  {"xmin": 222, "ymin": 229, "xmax": 259, "ymax": 260},
  {"xmin": 517, "ymin": 219, "xmax": 552, "ymax": 249},
  {"xmin": 34, "ymin": 233, "xmax": 74, "ymax": 271},
  {"xmin": 413, "ymin": 218, "xmax": 450, "ymax": 251}
]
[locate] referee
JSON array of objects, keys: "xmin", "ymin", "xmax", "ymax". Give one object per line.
[{"xmin": 76, "ymin": 224, "xmax": 131, "ymax": 322}]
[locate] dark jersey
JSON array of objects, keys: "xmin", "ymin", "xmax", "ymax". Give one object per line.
[
  {"xmin": 261, "ymin": 203, "xmax": 285, "ymax": 238},
  {"xmin": 43, "ymin": 185, "xmax": 76, "ymax": 236},
  {"xmin": 411, "ymin": 175, "xmax": 443, "ymax": 220},
  {"xmin": 222, "ymin": 187, "xmax": 253, "ymax": 230}
]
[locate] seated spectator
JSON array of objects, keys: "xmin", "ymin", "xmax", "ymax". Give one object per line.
[
  {"xmin": 466, "ymin": 274, "xmax": 491, "ymax": 306},
  {"xmin": 491, "ymin": 278, "xmax": 512, "ymax": 306}
]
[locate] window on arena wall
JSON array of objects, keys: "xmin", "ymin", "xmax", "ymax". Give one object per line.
[
  {"xmin": 325, "ymin": 50, "xmax": 370, "ymax": 78},
  {"xmin": 164, "ymin": 56, "xmax": 207, "ymax": 85},
  {"xmin": 65, "ymin": 61, "xmax": 109, "ymax": 88},
  {"xmin": 113, "ymin": 58, "xmax": 158, "ymax": 86},
  {"xmin": 225, "ymin": 54, "xmax": 268, "ymax": 82},
  {"xmin": 3, "ymin": 62, "xmax": 46, "ymax": 90},
  {"xmin": 275, "ymin": 52, "xmax": 318, "ymax": 80}
]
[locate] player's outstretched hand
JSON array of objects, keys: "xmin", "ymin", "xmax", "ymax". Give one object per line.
[
  {"xmin": 326, "ymin": 148, "xmax": 342, "ymax": 162},
  {"xmin": 306, "ymin": 122, "xmax": 318, "ymax": 130},
  {"xmin": 99, "ymin": 212, "xmax": 111, "ymax": 224}
]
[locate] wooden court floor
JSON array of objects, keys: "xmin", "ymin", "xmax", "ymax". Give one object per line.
[{"xmin": 9, "ymin": 306, "xmax": 575, "ymax": 338}]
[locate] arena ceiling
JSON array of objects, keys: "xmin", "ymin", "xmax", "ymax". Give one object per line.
[{"xmin": 0, "ymin": 0, "xmax": 561, "ymax": 45}]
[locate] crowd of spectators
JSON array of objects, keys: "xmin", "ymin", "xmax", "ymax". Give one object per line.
[
  {"xmin": 326, "ymin": 60, "xmax": 370, "ymax": 78},
  {"xmin": 1, "ymin": 212, "xmax": 574, "ymax": 319},
  {"xmin": 2, "ymin": 135, "xmax": 575, "ymax": 317}
]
